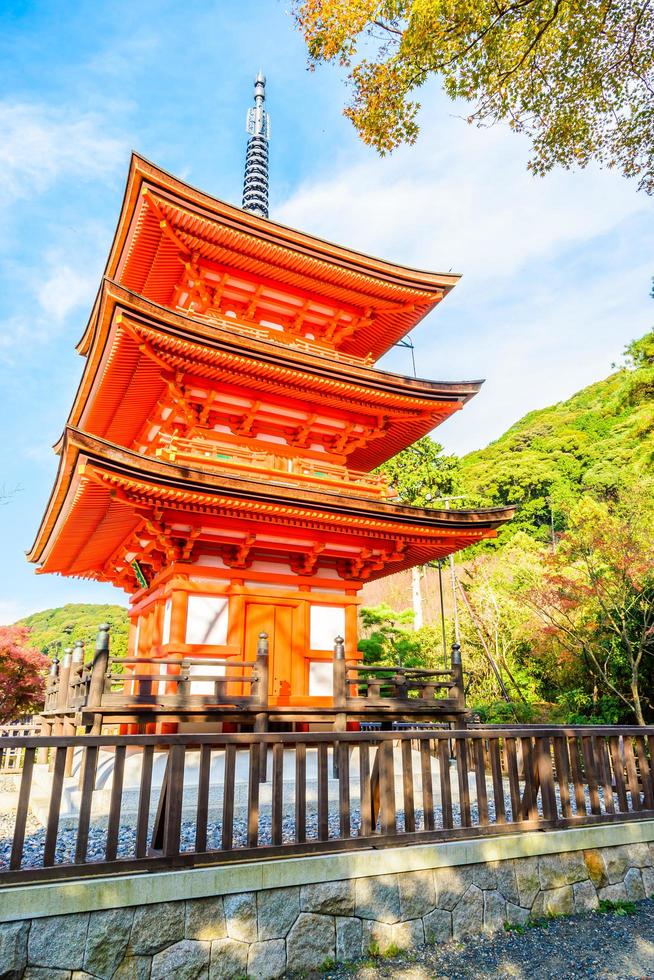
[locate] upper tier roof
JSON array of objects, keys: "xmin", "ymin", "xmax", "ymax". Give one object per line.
[
  {"xmin": 80, "ymin": 154, "xmax": 459, "ymax": 363},
  {"xmin": 70, "ymin": 281, "xmax": 481, "ymax": 471}
]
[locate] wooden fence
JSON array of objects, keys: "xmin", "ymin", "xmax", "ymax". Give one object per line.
[
  {"xmin": 0, "ymin": 723, "xmax": 41, "ymax": 774},
  {"xmin": 1, "ymin": 726, "xmax": 653, "ymax": 884}
]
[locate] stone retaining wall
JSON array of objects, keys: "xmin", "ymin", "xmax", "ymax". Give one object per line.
[{"xmin": 2, "ymin": 835, "xmax": 654, "ymax": 978}]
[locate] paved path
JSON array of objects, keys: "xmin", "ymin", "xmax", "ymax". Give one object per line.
[{"xmin": 315, "ymin": 900, "xmax": 654, "ymax": 979}]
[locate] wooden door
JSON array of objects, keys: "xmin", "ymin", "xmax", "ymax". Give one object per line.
[{"xmin": 244, "ymin": 601, "xmax": 299, "ymax": 705}]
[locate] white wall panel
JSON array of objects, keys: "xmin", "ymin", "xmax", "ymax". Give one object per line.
[
  {"xmin": 310, "ymin": 605, "xmax": 345, "ymax": 650},
  {"xmin": 186, "ymin": 595, "xmax": 229, "ymax": 645}
]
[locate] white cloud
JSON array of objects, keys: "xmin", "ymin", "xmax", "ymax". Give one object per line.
[
  {"xmin": 277, "ymin": 104, "xmax": 653, "ymax": 455},
  {"xmin": 0, "ymin": 598, "xmax": 32, "ymax": 626},
  {"xmin": 36, "ymin": 258, "xmax": 99, "ymax": 323},
  {"xmin": 0, "ymin": 101, "xmax": 126, "ymax": 207},
  {"xmin": 277, "ymin": 112, "xmax": 648, "ymax": 285}
]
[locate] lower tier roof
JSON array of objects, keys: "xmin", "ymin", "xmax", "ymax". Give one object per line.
[{"xmin": 28, "ymin": 429, "xmax": 514, "ymax": 592}]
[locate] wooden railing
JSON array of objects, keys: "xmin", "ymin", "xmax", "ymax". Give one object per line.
[
  {"xmin": 43, "ymin": 627, "xmax": 270, "ymax": 717},
  {"xmin": 42, "ymin": 628, "xmax": 464, "ymax": 718},
  {"xmin": 2, "ymin": 726, "xmax": 654, "ymax": 883},
  {"xmin": 0, "ymin": 723, "xmax": 41, "ymax": 774},
  {"xmin": 155, "ymin": 436, "xmax": 390, "ymax": 498}
]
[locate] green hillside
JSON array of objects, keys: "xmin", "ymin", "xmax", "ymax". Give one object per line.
[
  {"xmin": 459, "ymin": 329, "xmax": 654, "ymax": 544},
  {"xmin": 18, "ymin": 604, "xmax": 130, "ymax": 659}
]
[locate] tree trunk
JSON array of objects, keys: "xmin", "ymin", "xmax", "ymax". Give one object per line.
[
  {"xmin": 631, "ymin": 672, "xmax": 646, "ymax": 726},
  {"xmin": 411, "ymin": 565, "xmax": 423, "ymax": 630}
]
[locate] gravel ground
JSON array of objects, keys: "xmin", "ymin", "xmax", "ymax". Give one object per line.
[{"xmin": 312, "ymin": 901, "xmax": 654, "ymax": 980}]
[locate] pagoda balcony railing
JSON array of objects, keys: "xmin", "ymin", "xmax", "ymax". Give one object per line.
[
  {"xmin": 155, "ymin": 436, "xmax": 390, "ymax": 498},
  {"xmin": 41, "ymin": 628, "xmax": 465, "ymax": 719},
  {"xmin": 187, "ymin": 305, "xmax": 375, "ymax": 367}
]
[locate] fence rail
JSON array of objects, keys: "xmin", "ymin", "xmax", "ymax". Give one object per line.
[
  {"xmin": 1, "ymin": 725, "xmax": 654, "ymax": 885},
  {"xmin": 42, "ymin": 629, "xmax": 465, "ymax": 719}
]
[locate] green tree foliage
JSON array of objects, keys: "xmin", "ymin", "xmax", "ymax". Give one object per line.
[
  {"xmin": 295, "ymin": 0, "xmax": 654, "ymax": 192},
  {"xmin": 358, "ymin": 603, "xmax": 442, "ymax": 667},
  {"xmin": 16, "ymin": 604, "xmax": 130, "ymax": 661},
  {"xmin": 526, "ymin": 485, "xmax": 654, "ymax": 725},
  {"xmin": 459, "ymin": 329, "xmax": 654, "ymax": 545},
  {"xmin": 377, "ymin": 436, "xmax": 459, "ymax": 506}
]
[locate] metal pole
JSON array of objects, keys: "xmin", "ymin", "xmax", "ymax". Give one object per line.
[{"xmin": 436, "ymin": 560, "xmax": 447, "ymax": 668}]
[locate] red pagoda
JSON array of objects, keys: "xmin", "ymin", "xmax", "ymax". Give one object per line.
[{"xmin": 30, "ymin": 76, "xmax": 513, "ymax": 734}]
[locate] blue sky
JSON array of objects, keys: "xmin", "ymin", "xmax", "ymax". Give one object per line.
[{"xmin": 0, "ymin": 0, "xmax": 652, "ymax": 623}]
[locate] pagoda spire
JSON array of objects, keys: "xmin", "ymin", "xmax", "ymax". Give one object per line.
[{"xmin": 242, "ymin": 72, "xmax": 270, "ymax": 219}]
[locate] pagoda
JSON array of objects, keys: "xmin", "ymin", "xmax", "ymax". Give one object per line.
[{"xmin": 30, "ymin": 76, "xmax": 514, "ymax": 733}]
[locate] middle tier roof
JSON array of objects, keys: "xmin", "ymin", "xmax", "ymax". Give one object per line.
[{"xmin": 68, "ymin": 281, "xmax": 482, "ymax": 472}]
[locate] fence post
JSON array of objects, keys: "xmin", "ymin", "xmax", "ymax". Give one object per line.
[
  {"xmin": 69, "ymin": 640, "xmax": 84, "ymax": 708},
  {"xmin": 333, "ymin": 636, "xmax": 347, "ymax": 777},
  {"xmin": 45, "ymin": 657, "xmax": 59, "ymax": 714},
  {"xmin": 333, "ymin": 635, "xmax": 346, "ymax": 709},
  {"xmin": 255, "ymin": 632, "xmax": 269, "ymax": 783},
  {"xmin": 449, "ymin": 642, "xmax": 464, "ymax": 708},
  {"xmin": 88, "ymin": 624, "xmax": 111, "ymax": 710},
  {"xmin": 255, "ymin": 632, "xmax": 269, "ymax": 708},
  {"xmin": 57, "ymin": 649, "xmax": 72, "ymax": 712}
]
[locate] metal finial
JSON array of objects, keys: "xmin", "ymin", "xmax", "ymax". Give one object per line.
[{"xmin": 243, "ymin": 73, "xmax": 270, "ymax": 219}]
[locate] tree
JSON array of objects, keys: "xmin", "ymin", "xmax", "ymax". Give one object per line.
[
  {"xmin": 378, "ymin": 435, "xmax": 459, "ymax": 506},
  {"xmin": 526, "ymin": 485, "xmax": 654, "ymax": 724},
  {"xmin": 358, "ymin": 603, "xmax": 443, "ymax": 667},
  {"xmin": 377, "ymin": 436, "xmax": 460, "ymax": 625},
  {"xmin": 0, "ymin": 626, "xmax": 49, "ymax": 723},
  {"xmin": 295, "ymin": 0, "xmax": 654, "ymax": 192}
]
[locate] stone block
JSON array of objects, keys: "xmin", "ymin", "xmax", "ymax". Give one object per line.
[
  {"xmin": 598, "ymin": 882, "xmax": 628, "ymax": 903},
  {"xmin": 84, "ymin": 907, "xmax": 134, "ymax": 979},
  {"xmin": 335, "ymin": 916, "xmax": 362, "ymax": 963},
  {"xmin": 209, "ymin": 938, "xmax": 248, "ymax": 980},
  {"xmin": 391, "ymin": 918, "xmax": 424, "ymax": 950},
  {"xmin": 505, "ymin": 903, "xmax": 530, "ymax": 927},
  {"xmin": 24, "ymin": 969, "xmax": 71, "ymax": 979},
  {"xmin": 573, "ymin": 880, "xmax": 599, "ymax": 912},
  {"xmin": 627, "ymin": 842, "xmax": 652, "ymax": 868},
  {"xmin": 433, "ymin": 866, "xmax": 473, "ymax": 911},
  {"xmin": 355, "ymin": 874, "xmax": 401, "ymax": 923},
  {"xmin": 28, "ymin": 912, "xmax": 89, "ymax": 970},
  {"xmin": 112, "ymin": 957, "xmax": 152, "ymax": 980},
  {"xmin": 624, "ymin": 867, "xmax": 646, "ymax": 901},
  {"xmin": 0, "ymin": 921, "xmax": 28, "ymax": 980},
  {"xmin": 130, "ymin": 902, "xmax": 185, "ymax": 956},
  {"xmin": 257, "ymin": 887, "xmax": 299, "ymax": 939},
  {"xmin": 286, "ymin": 913, "xmax": 335, "ymax": 973},
  {"xmin": 223, "ymin": 892, "xmax": 257, "ymax": 943},
  {"xmin": 452, "ymin": 885, "xmax": 483, "ymax": 939},
  {"xmin": 300, "ymin": 880, "xmax": 355, "ymax": 916},
  {"xmin": 538, "ymin": 854, "xmax": 567, "ymax": 890},
  {"xmin": 152, "ymin": 939, "xmax": 210, "ymax": 980},
  {"xmin": 642, "ymin": 867, "xmax": 654, "ymax": 897},
  {"xmin": 483, "ymin": 890, "xmax": 507, "ymax": 933},
  {"xmin": 532, "ymin": 885, "xmax": 573, "ymax": 918},
  {"xmin": 247, "ymin": 940, "xmax": 286, "ymax": 980},
  {"xmin": 423, "ymin": 908, "xmax": 452, "ymax": 944},
  {"xmin": 472, "ymin": 860, "xmax": 519, "ymax": 900},
  {"xmin": 560, "ymin": 851, "xmax": 588, "ymax": 884},
  {"xmin": 604, "ymin": 845, "xmax": 631, "ymax": 884},
  {"xmin": 584, "ymin": 849, "xmax": 608, "ymax": 888},
  {"xmin": 361, "ymin": 920, "xmax": 394, "ymax": 956},
  {"xmin": 73, "ymin": 973, "xmax": 100, "ymax": 979},
  {"xmin": 514, "ymin": 857, "xmax": 540, "ymax": 908},
  {"xmin": 398, "ymin": 870, "xmax": 436, "ymax": 919},
  {"xmin": 185, "ymin": 898, "xmax": 226, "ymax": 941}
]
